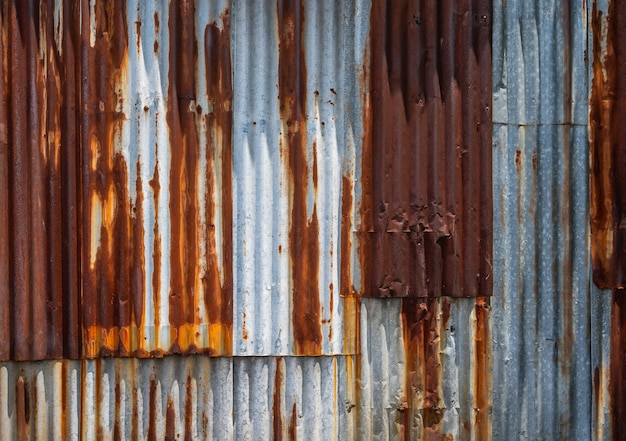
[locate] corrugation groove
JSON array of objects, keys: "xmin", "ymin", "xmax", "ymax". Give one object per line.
[
  {"xmin": 361, "ymin": 0, "xmax": 492, "ymax": 298},
  {"xmin": 590, "ymin": 0, "xmax": 626, "ymax": 290}
]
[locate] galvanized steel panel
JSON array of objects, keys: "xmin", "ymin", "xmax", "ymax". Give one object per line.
[
  {"xmin": 491, "ymin": 0, "xmax": 594, "ymax": 437},
  {"xmin": 230, "ymin": 0, "xmax": 362, "ymax": 356},
  {"xmin": 357, "ymin": 296, "xmax": 490, "ymax": 440},
  {"xmin": 0, "ymin": 357, "xmax": 233, "ymax": 440}
]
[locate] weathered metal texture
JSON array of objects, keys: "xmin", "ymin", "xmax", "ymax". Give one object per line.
[
  {"xmin": 491, "ymin": 0, "xmax": 593, "ymax": 439},
  {"xmin": 0, "ymin": 357, "xmax": 234, "ymax": 440},
  {"xmin": 590, "ymin": 0, "xmax": 626, "ymax": 290},
  {"xmin": 592, "ymin": 283, "xmax": 612, "ymax": 441},
  {"xmin": 230, "ymin": 0, "xmax": 363, "ymax": 355},
  {"xmin": 0, "ymin": 0, "xmax": 81, "ymax": 361},
  {"xmin": 81, "ymin": 0, "xmax": 233, "ymax": 357},
  {"xmin": 357, "ymin": 297, "xmax": 490, "ymax": 440},
  {"xmin": 233, "ymin": 356, "xmax": 357, "ymax": 440},
  {"xmin": 1, "ymin": 0, "xmax": 365, "ymax": 359},
  {"xmin": 360, "ymin": 0, "xmax": 492, "ymax": 298}
]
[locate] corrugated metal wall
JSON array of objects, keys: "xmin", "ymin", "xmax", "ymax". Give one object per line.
[{"xmin": 0, "ymin": 0, "xmax": 623, "ymax": 440}]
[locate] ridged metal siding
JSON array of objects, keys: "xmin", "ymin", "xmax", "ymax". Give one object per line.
[
  {"xmin": 362, "ymin": 0, "xmax": 492, "ymax": 298},
  {"xmin": 0, "ymin": 0, "xmax": 621, "ymax": 440},
  {"xmin": 492, "ymin": 0, "xmax": 600, "ymax": 439}
]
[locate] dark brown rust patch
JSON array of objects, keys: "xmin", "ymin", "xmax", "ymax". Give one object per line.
[
  {"xmin": 590, "ymin": 1, "xmax": 626, "ymax": 289},
  {"xmin": 364, "ymin": 0, "xmax": 492, "ymax": 298},
  {"xmin": 611, "ymin": 292, "xmax": 626, "ymax": 441},
  {"xmin": 278, "ymin": 0, "xmax": 322, "ymax": 355},
  {"xmin": 273, "ymin": 358, "xmax": 285, "ymax": 440},
  {"xmin": 184, "ymin": 375, "xmax": 193, "ymax": 441},
  {"xmin": 165, "ymin": 399, "xmax": 176, "ymax": 441},
  {"xmin": 202, "ymin": 10, "xmax": 234, "ymax": 354},
  {"xmin": 0, "ymin": 0, "xmax": 10, "ymax": 361},
  {"xmin": 3, "ymin": 0, "xmax": 82, "ymax": 360},
  {"xmin": 147, "ymin": 377, "xmax": 158, "ymax": 441},
  {"xmin": 16, "ymin": 377, "xmax": 29, "ymax": 441}
]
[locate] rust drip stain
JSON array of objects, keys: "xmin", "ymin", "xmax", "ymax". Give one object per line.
[
  {"xmin": 149, "ymin": 161, "xmax": 162, "ymax": 344},
  {"xmin": 273, "ymin": 358, "xmax": 285, "ymax": 441},
  {"xmin": 16, "ymin": 376, "xmax": 29, "ymax": 441},
  {"xmin": 288, "ymin": 402, "xmax": 298, "ymax": 440},
  {"xmin": 167, "ymin": 0, "xmax": 200, "ymax": 347},
  {"xmin": 184, "ymin": 375, "xmax": 194, "ymax": 440},
  {"xmin": 611, "ymin": 292, "xmax": 626, "ymax": 441},
  {"xmin": 278, "ymin": 0, "xmax": 322, "ymax": 355},
  {"xmin": 340, "ymin": 174, "xmax": 355, "ymax": 296},
  {"xmin": 165, "ymin": 398, "xmax": 176, "ymax": 441},
  {"xmin": 364, "ymin": 0, "xmax": 492, "ymax": 298},
  {"xmin": 203, "ymin": 10, "xmax": 234, "ymax": 354},
  {"xmin": 401, "ymin": 298, "xmax": 443, "ymax": 437},
  {"xmin": 474, "ymin": 297, "xmax": 491, "ymax": 441},
  {"xmin": 147, "ymin": 377, "xmax": 158, "ymax": 441},
  {"xmin": 590, "ymin": 1, "xmax": 626, "ymax": 289}
]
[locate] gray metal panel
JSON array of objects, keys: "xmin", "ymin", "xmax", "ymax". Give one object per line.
[
  {"xmin": 493, "ymin": 0, "xmax": 587, "ymax": 125},
  {"xmin": 0, "ymin": 357, "xmax": 233, "ymax": 441},
  {"xmin": 357, "ymin": 297, "xmax": 490, "ymax": 440},
  {"xmin": 491, "ymin": 122, "xmax": 593, "ymax": 440},
  {"xmin": 231, "ymin": 0, "xmax": 362, "ymax": 355},
  {"xmin": 232, "ymin": 356, "xmax": 356, "ymax": 440}
]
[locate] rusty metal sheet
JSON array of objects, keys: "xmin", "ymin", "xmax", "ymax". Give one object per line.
[
  {"xmin": 80, "ymin": 0, "xmax": 234, "ymax": 357},
  {"xmin": 358, "ymin": 0, "xmax": 493, "ymax": 298},
  {"xmin": 590, "ymin": 0, "xmax": 626, "ymax": 290},
  {"xmin": 0, "ymin": 0, "xmax": 81, "ymax": 361}
]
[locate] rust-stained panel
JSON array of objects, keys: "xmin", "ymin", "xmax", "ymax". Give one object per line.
[
  {"xmin": 361, "ymin": 0, "xmax": 492, "ymax": 298},
  {"xmin": 0, "ymin": 0, "xmax": 80, "ymax": 361},
  {"xmin": 590, "ymin": 0, "xmax": 626, "ymax": 289},
  {"xmin": 81, "ymin": 0, "xmax": 233, "ymax": 357}
]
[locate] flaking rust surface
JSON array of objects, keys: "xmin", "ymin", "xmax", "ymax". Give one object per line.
[
  {"xmin": 361, "ymin": 0, "xmax": 492, "ymax": 298},
  {"xmin": 590, "ymin": 0, "xmax": 626, "ymax": 289}
]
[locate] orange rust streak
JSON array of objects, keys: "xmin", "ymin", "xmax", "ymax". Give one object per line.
[
  {"xmin": 278, "ymin": 0, "xmax": 322, "ymax": 355},
  {"xmin": 167, "ymin": 0, "xmax": 200, "ymax": 337},
  {"xmin": 474, "ymin": 297, "xmax": 491, "ymax": 441},
  {"xmin": 203, "ymin": 11, "xmax": 234, "ymax": 355},
  {"xmin": 340, "ymin": 175, "xmax": 354, "ymax": 296}
]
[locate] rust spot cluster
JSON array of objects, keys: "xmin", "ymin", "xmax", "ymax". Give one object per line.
[{"xmin": 361, "ymin": 0, "xmax": 493, "ymax": 298}]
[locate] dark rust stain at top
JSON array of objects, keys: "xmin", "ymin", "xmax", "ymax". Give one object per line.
[
  {"xmin": 590, "ymin": 1, "xmax": 626, "ymax": 289},
  {"xmin": 278, "ymin": 0, "xmax": 322, "ymax": 355},
  {"xmin": 362, "ymin": 0, "xmax": 492, "ymax": 298}
]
